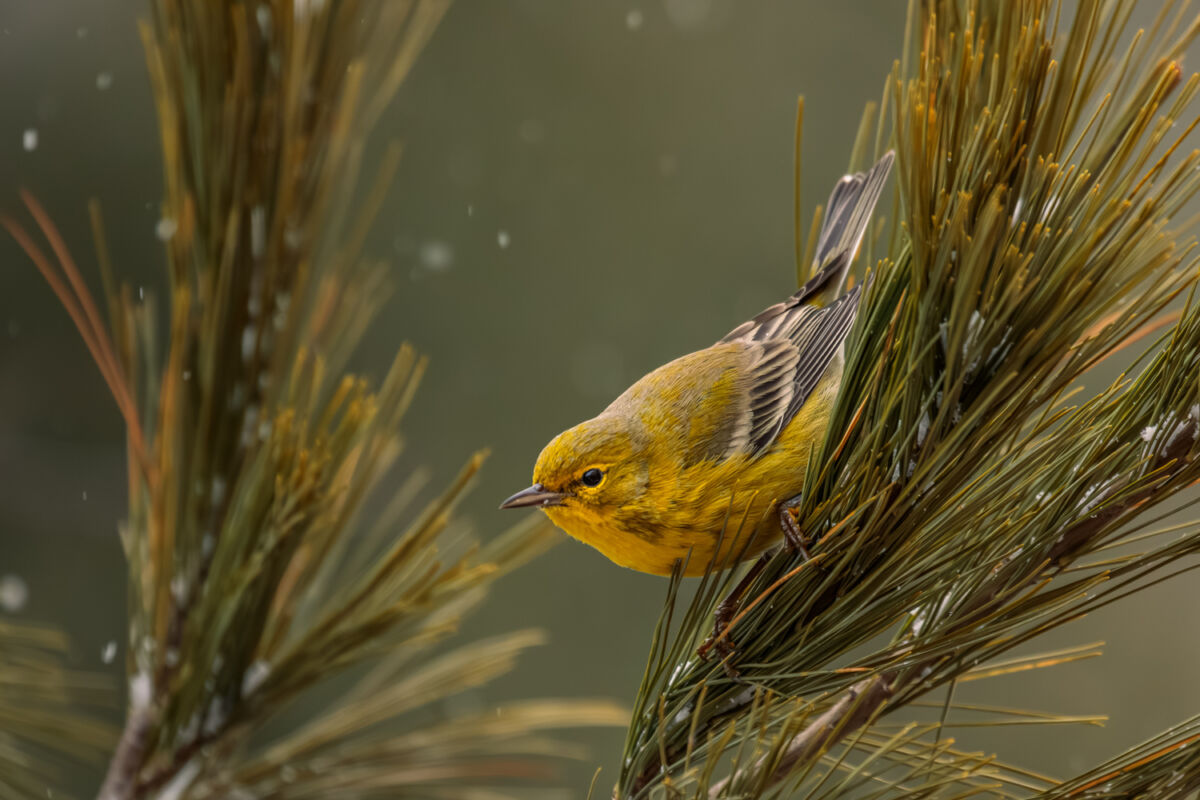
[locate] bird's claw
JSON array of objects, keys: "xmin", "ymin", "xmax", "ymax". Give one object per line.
[
  {"xmin": 698, "ymin": 598, "xmax": 744, "ymax": 679},
  {"xmin": 698, "ymin": 497, "xmax": 812, "ymax": 679},
  {"xmin": 779, "ymin": 494, "xmax": 814, "ymax": 560}
]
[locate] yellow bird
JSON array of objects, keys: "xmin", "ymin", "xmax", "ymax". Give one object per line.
[{"xmin": 502, "ymin": 152, "xmax": 893, "ymax": 577}]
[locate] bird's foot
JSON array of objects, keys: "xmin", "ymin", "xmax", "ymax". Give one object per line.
[
  {"xmin": 699, "ymin": 594, "xmax": 744, "ymax": 679},
  {"xmin": 779, "ymin": 493, "xmax": 814, "ymax": 560},
  {"xmin": 697, "ymin": 495, "xmax": 811, "ymax": 678},
  {"xmin": 697, "ymin": 552, "xmax": 772, "ymax": 680}
]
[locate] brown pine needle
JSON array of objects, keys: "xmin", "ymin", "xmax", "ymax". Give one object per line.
[{"xmin": 0, "ymin": 212, "xmax": 153, "ymax": 481}]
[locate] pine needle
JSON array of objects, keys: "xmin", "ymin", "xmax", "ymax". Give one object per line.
[
  {"xmin": 6, "ymin": 1, "xmax": 624, "ymax": 797},
  {"xmin": 617, "ymin": 1, "xmax": 1200, "ymax": 796}
]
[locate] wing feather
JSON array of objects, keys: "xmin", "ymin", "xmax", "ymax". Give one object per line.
[
  {"xmin": 718, "ymin": 287, "xmax": 860, "ymax": 457},
  {"xmin": 743, "ymin": 340, "xmax": 801, "ymax": 453},
  {"xmin": 685, "ymin": 153, "xmax": 890, "ymax": 461}
]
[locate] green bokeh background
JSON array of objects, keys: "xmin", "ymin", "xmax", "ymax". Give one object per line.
[{"xmin": 1, "ymin": 1, "xmax": 1197, "ymax": 794}]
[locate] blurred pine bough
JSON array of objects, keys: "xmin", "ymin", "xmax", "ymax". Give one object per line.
[
  {"xmin": 3, "ymin": 1, "xmax": 624, "ymax": 798},
  {"xmin": 617, "ymin": 0, "xmax": 1200, "ymax": 797},
  {"xmin": 0, "ymin": 622, "xmax": 113, "ymax": 797}
]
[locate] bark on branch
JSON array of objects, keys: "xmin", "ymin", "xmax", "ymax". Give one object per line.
[{"xmin": 708, "ymin": 675, "xmax": 894, "ymax": 798}]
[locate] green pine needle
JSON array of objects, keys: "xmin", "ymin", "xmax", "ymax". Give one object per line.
[
  {"xmin": 617, "ymin": 0, "xmax": 1200, "ymax": 797},
  {"xmin": 5, "ymin": 1, "xmax": 626, "ymax": 797},
  {"xmin": 0, "ymin": 622, "xmax": 115, "ymax": 800}
]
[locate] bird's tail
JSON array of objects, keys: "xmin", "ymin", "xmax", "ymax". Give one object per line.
[{"xmin": 798, "ymin": 151, "xmax": 894, "ymax": 308}]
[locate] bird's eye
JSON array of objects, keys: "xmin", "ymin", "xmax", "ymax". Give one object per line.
[{"xmin": 580, "ymin": 468, "xmax": 604, "ymax": 487}]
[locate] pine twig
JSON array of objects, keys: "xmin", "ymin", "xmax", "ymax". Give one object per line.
[
  {"xmin": 617, "ymin": 1, "xmax": 1200, "ymax": 795},
  {"xmin": 708, "ymin": 675, "xmax": 894, "ymax": 798},
  {"xmin": 97, "ymin": 708, "xmax": 154, "ymax": 800},
  {"xmin": 9, "ymin": 1, "xmax": 629, "ymax": 797},
  {"xmin": 719, "ymin": 414, "xmax": 1198, "ymax": 792}
]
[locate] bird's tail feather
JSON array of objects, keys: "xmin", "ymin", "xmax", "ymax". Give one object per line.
[{"xmin": 798, "ymin": 151, "xmax": 894, "ymax": 308}]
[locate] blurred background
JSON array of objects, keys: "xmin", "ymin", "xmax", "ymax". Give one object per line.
[{"xmin": 1, "ymin": 0, "xmax": 1198, "ymax": 794}]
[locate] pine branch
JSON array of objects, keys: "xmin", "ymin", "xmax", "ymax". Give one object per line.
[
  {"xmin": 706, "ymin": 675, "xmax": 894, "ymax": 798},
  {"xmin": 616, "ymin": 0, "xmax": 1200, "ymax": 796},
  {"xmin": 0, "ymin": 622, "xmax": 114, "ymax": 800},
  {"xmin": 7, "ymin": 0, "xmax": 626, "ymax": 797},
  {"xmin": 709, "ymin": 394, "xmax": 1197, "ymax": 797}
]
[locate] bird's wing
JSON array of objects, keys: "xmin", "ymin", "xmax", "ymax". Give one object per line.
[
  {"xmin": 720, "ymin": 287, "xmax": 860, "ymax": 456},
  {"xmin": 798, "ymin": 151, "xmax": 894, "ymax": 308},
  {"xmin": 686, "ymin": 154, "xmax": 889, "ymax": 461}
]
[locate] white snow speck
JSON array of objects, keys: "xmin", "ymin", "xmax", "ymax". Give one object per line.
[
  {"xmin": 76, "ymin": 27, "xmax": 88, "ymax": 38},
  {"xmin": 156, "ymin": 217, "xmax": 178, "ymax": 241},
  {"xmin": 158, "ymin": 760, "xmax": 200, "ymax": 800},
  {"xmin": 82, "ymin": 490, "xmax": 88, "ymax": 501},
  {"xmin": 255, "ymin": 4, "xmax": 273, "ymax": 37},
  {"xmin": 241, "ymin": 660, "xmax": 270, "ymax": 697},
  {"xmin": 667, "ymin": 658, "xmax": 695, "ymax": 684},
  {"xmin": 626, "ymin": 9, "xmax": 644, "ymax": 29},
  {"xmin": 22, "ymin": 129, "xmax": 37, "ymax": 152},
  {"xmin": 240, "ymin": 405, "xmax": 259, "ymax": 446},
  {"xmin": 129, "ymin": 671, "xmax": 152, "ymax": 710},
  {"xmin": 101, "ymin": 640, "xmax": 117, "ymax": 664},
  {"xmin": 283, "ymin": 225, "xmax": 303, "ymax": 251},
  {"xmin": 293, "ymin": 0, "xmax": 318, "ymax": 17},
  {"xmin": 496, "ymin": 230, "xmax": 510, "ymax": 249},
  {"xmin": 418, "ymin": 240, "xmax": 454, "ymax": 272},
  {"xmin": 241, "ymin": 326, "xmax": 256, "ymax": 360},
  {"xmin": 211, "ymin": 476, "xmax": 227, "ymax": 506},
  {"xmin": 177, "ymin": 711, "xmax": 201, "ymax": 743},
  {"xmin": 250, "ymin": 205, "xmax": 266, "ymax": 258},
  {"xmin": 95, "ymin": 72, "xmax": 113, "ymax": 91},
  {"xmin": 203, "ymin": 696, "xmax": 228, "ymax": 735},
  {"xmin": 0, "ymin": 575, "xmax": 28, "ymax": 612}
]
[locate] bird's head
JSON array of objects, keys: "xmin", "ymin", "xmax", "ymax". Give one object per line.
[{"xmin": 499, "ymin": 413, "xmax": 648, "ymax": 528}]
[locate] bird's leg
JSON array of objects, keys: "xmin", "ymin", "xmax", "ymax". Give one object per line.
[
  {"xmin": 698, "ymin": 551, "xmax": 772, "ymax": 676},
  {"xmin": 698, "ymin": 494, "xmax": 814, "ymax": 677},
  {"xmin": 779, "ymin": 493, "xmax": 813, "ymax": 560}
]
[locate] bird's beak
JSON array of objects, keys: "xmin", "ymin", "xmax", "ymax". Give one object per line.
[{"xmin": 499, "ymin": 483, "xmax": 564, "ymax": 509}]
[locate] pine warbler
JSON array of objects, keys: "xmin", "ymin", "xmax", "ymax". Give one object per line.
[{"xmin": 502, "ymin": 152, "xmax": 894, "ymax": 576}]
